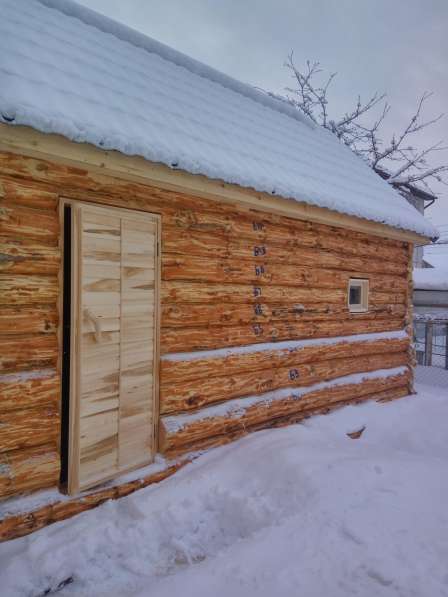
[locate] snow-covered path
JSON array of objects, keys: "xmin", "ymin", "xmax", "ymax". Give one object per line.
[{"xmin": 1, "ymin": 378, "xmax": 448, "ymax": 597}]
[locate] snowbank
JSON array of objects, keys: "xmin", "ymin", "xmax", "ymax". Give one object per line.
[{"xmin": 1, "ymin": 381, "xmax": 448, "ymax": 597}]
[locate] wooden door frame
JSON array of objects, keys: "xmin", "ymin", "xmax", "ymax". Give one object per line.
[{"xmin": 58, "ymin": 198, "xmax": 162, "ymax": 494}]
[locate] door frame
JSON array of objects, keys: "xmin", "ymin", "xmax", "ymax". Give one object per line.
[{"xmin": 58, "ymin": 198, "xmax": 161, "ymax": 494}]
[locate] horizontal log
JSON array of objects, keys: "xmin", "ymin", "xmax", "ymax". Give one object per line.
[
  {"xmin": 0, "ymin": 334, "xmax": 58, "ymax": 372},
  {"xmin": 0, "ymin": 403, "xmax": 60, "ymax": 453},
  {"xmin": 161, "ymin": 318, "xmax": 405, "ymax": 353},
  {"xmin": 160, "ymin": 385, "xmax": 410, "ymax": 458},
  {"xmin": 162, "ymin": 281, "xmax": 350, "ymax": 305},
  {"xmin": 0, "ymin": 275, "xmax": 58, "ymax": 305},
  {"xmin": 161, "ymin": 335, "xmax": 410, "ymax": 385},
  {"xmin": 162, "ymin": 207, "xmax": 408, "ymax": 263},
  {"xmin": 0, "ymin": 236, "xmax": 60, "ymax": 274},
  {"xmin": 0, "ymin": 177, "xmax": 59, "ymax": 210},
  {"xmin": 0, "ymin": 444, "xmax": 60, "ymax": 499},
  {"xmin": 162, "ymin": 227, "xmax": 407, "ymax": 275},
  {"xmin": 0, "ymin": 305, "xmax": 58, "ymax": 335},
  {"xmin": 161, "ymin": 301, "xmax": 406, "ymax": 328},
  {"xmin": 159, "ymin": 369, "xmax": 410, "ymax": 454},
  {"xmin": 0, "ymin": 203, "xmax": 58, "ymax": 241},
  {"xmin": 160, "ymin": 351, "xmax": 408, "ymax": 414},
  {"xmin": 162, "ymin": 254, "xmax": 408, "ymax": 292},
  {"xmin": 0, "ymin": 369, "xmax": 59, "ymax": 413}
]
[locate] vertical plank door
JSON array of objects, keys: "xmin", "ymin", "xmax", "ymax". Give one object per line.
[{"xmin": 68, "ymin": 203, "xmax": 159, "ymax": 493}]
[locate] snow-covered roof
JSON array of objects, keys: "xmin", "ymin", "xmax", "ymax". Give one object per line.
[
  {"xmin": 0, "ymin": 0, "xmax": 436, "ymax": 238},
  {"xmin": 413, "ymin": 268, "xmax": 448, "ymax": 291}
]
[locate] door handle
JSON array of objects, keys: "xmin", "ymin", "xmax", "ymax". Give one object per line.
[{"xmin": 84, "ymin": 308, "xmax": 103, "ymax": 343}]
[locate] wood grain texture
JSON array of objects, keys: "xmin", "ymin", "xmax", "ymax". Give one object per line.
[
  {"xmin": 161, "ymin": 336, "xmax": 410, "ymax": 385},
  {"xmin": 0, "ymin": 403, "xmax": 59, "ymax": 453},
  {"xmin": 159, "ymin": 370, "xmax": 411, "ymax": 455},
  {"xmin": 0, "ymin": 334, "xmax": 58, "ymax": 372},
  {"xmin": 0, "ymin": 305, "xmax": 58, "ymax": 335},
  {"xmin": 0, "ymin": 445, "xmax": 59, "ymax": 499},
  {"xmin": 160, "ymin": 352, "xmax": 408, "ymax": 414},
  {"xmin": 161, "ymin": 319, "xmax": 405, "ymax": 353},
  {"xmin": 0, "ymin": 369, "xmax": 59, "ymax": 413},
  {"xmin": 0, "ymin": 235, "xmax": 60, "ymax": 274}
]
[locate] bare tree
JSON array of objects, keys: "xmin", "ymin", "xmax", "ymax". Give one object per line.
[{"xmin": 283, "ymin": 54, "xmax": 448, "ymax": 196}]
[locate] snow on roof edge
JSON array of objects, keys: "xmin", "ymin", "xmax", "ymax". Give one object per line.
[{"xmin": 37, "ymin": 0, "xmax": 314, "ymax": 130}]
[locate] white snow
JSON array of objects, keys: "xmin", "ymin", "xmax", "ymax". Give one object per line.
[
  {"xmin": 413, "ymin": 267, "xmax": 448, "ymax": 291},
  {"xmin": 0, "ymin": 0, "xmax": 436, "ymax": 238},
  {"xmin": 161, "ymin": 366, "xmax": 409, "ymax": 433},
  {"xmin": 1, "ymin": 375, "xmax": 447, "ymax": 597},
  {"xmin": 162, "ymin": 329, "xmax": 408, "ymax": 362}
]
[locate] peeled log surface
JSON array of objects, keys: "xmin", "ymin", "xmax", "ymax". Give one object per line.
[
  {"xmin": 0, "ymin": 236, "xmax": 60, "ymax": 274},
  {"xmin": 162, "ymin": 207, "xmax": 408, "ymax": 264},
  {"xmin": 0, "ymin": 203, "xmax": 58, "ymax": 242},
  {"xmin": 161, "ymin": 334, "xmax": 409, "ymax": 385},
  {"xmin": 162, "ymin": 281, "xmax": 349, "ymax": 305},
  {"xmin": 0, "ymin": 177, "xmax": 59, "ymax": 210},
  {"xmin": 162, "ymin": 228, "xmax": 407, "ymax": 276},
  {"xmin": 159, "ymin": 370, "xmax": 411, "ymax": 455},
  {"xmin": 0, "ymin": 275, "xmax": 58, "ymax": 305},
  {"xmin": 0, "ymin": 460, "xmax": 189, "ymax": 542},
  {"xmin": 162, "ymin": 254, "xmax": 408, "ymax": 292},
  {"xmin": 0, "ymin": 305, "xmax": 58, "ymax": 335},
  {"xmin": 161, "ymin": 301, "xmax": 406, "ymax": 328},
  {"xmin": 0, "ymin": 444, "xmax": 59, "ymax": 499},
  {"xmin": 161, "ymin": 318, "xmax": 405, "ymax": 353},
  {"xmin": 160, "ymin": 352, "xmax": 408, "ymax": 414},
  {"xmin": 0, "ymin": 334, "xmax": 58, "ymax": 372},
  {"xmin": 0, "ymin": 402, "xmax": 59, "ymax": 454},
  {"xmin": 0, "ymin": 369, "xmax": 59, "ymax": 413},
  {"xmin": 161, "ymin": 385, "xmax": 411, "ymax": 458}
]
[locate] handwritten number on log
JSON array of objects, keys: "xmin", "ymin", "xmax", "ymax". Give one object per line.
[
  {"xmin": 254, "ymin": 303, "xmax": 263, "ymax": 315},
  {"xmin": 255, "ymin": 265, "xmax": 265, "ymax": 276},
  {"xmin": 253, "ymin": 287, "xmax": 262, "ymax": 297},
  {"xmin": 252, "ymin": 221, "xmax": 265, "ymax": 231},
  {"xmin": 254, "ymin": 245, "xmax": 266, "ymax": 256},
  {"xmin": 253, "ymin": 324, "xmax": 263, "ymax": 336},
  {"xmin": 289, "ymin": 369, "xmax": 300, "ymax": 380}
]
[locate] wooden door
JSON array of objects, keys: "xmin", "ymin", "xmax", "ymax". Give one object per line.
[{"xmin": 67, "ymin": 202, "xmax": 160, "ymax": 493}]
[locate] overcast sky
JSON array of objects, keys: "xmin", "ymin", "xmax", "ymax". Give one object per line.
[{"xmin": 79, "ymin": 0, "xmax": 448, "ymax": 263}]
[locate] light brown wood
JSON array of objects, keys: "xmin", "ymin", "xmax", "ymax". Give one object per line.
[
  {"xmin": 161, "ymin": 336, "xmax": 410, "ymax": 385},
  {"xmin": 0, "ymin": 275, "xmax": 58, "ymax": 305},
  {"xmin": 0, "ymin": 124, "xmax": 430, "ymax": 243},
  {"xmin": 0, "ymin": 305, "xmax": 58, "ymax": 335},
  {"xmin": 160, "ymin": 352, "xmax": 408, "ymax": 414},
  {"xmin": 0, "ymin": 444, "xmax": 60, "ymax": 499},
  {"xmin": 0, "ymin": 404, "xmax": 59, "ymax": 453},
  {"xmin": 159, "ymin": 369, "xmax": 411, "ymax": 455},
  {"xmin": 0, "ymin": 369, "xmax": 59, "ymax": 412},
  {"xmin": 66, "ymin": 201, "xmax": 160, "ymax": 493},
  {"xmin": 161, "ymin": 318, "xmax": 405, "ymax": 353},
  {"xmin": 0, "ymin": 334, "xmax": 58, "ymax": 372}
]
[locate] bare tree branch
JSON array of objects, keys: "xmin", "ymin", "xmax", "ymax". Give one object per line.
[{"xmin": 282, "ymin": 57, "xmax": 447, "ymax": 196}]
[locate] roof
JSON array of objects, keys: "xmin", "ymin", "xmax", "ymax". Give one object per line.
[
  {"xmin": 0, "ymin": 0, "xmax": 437, "ymax": 239},
  {"xmin": 414, "ymin": 268, "xmax": 448, "ymax": 291}
]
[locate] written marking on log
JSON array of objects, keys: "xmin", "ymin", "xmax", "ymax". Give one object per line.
[
  {"xmin": 255, "ymin": 265, "xmax": 265, "ymax": 276},
  {"xmin": 253, "ymin": 287, "xmax": 262, "ymax": 297},
  {"xmin": 252, "ymin": 221, "xmax": 265, "ymax": 231},
  {"xmin": 289, "ymin": 369, "xmax": 300, "ymax": 380},
  {"xmin": 252, "ymin": 324, "xmax": 263, "ymax": 336},
  {"xmin": 254, "ymin": 304, "xmax": 263, "ymax": 315},
  {"xmin": 254, "ymin": 246, "xmax": 267, "ymax": 256}
]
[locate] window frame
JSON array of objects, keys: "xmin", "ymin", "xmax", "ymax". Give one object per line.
[{"xmin": 348, "ymin": 278, "xmax": 369, "ymax": 313}]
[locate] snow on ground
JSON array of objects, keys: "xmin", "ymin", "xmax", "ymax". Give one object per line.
[{"xmin": 1, "ymin": 375, "xmax": 448, "ymax": 597}]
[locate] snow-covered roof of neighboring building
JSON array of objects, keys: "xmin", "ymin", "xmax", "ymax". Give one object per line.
[
  {"xmin": 414, "ymin": 268, "xmax": 448, "ymax": 291},
  {"xmin": 0, "ymin": 0, "xmax": 437, "ymax": 238}
]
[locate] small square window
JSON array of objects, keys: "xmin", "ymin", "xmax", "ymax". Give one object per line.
[{"xmin": 348, "ymin": 278, "xmax": 369, "ymax": 312}]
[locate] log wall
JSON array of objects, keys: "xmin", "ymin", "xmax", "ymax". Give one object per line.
[{"xmin": 0, "ymin": 149, "xmax": 414, "ymax": 502}]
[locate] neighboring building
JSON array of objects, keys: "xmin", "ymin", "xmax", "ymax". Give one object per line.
[
  {"xmin": 413, "ymin": 268, "xmax": 448, "ymax": 316},
  {"xmin": 0, "ymin": 0, "xmax": 436, "ymax": 539}
]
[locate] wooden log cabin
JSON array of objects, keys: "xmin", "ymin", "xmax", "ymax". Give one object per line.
[{"xmin": 0, "ymin": 0, "xmax": 437, "ymax": 539}]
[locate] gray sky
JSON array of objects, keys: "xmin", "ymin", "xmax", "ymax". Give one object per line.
[{"xmin": 79, "ymin": 0, "xmax": 448, "ymax": 263}]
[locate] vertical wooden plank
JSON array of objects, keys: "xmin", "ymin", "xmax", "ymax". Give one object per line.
[{"xmin": 118, "ymin": 216, "xmax": 156, "ymax": 470}]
